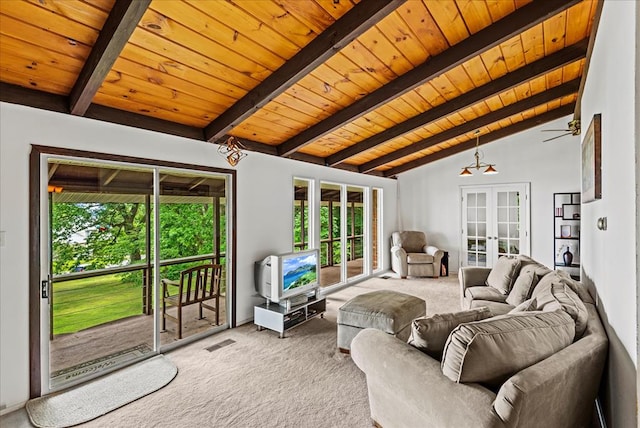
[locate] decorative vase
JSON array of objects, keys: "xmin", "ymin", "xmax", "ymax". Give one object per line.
[{"xmin": 563, "ymin": 246, "xmax": 573, "ymax": 266}]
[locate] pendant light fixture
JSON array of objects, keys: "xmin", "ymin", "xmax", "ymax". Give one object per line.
[
  {"xmin": 218, "ymin": 136, "xmax": 247, "ymax": 167},
  {"xmin": 459, "ymin": 130, "xmax": 498, "ymax": 176}
]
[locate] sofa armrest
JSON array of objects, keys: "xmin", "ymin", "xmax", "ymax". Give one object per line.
[
  {"xmin": 494, "ymin": 305, "xmax": 608, "ymax": 427},
  {"xmin": 352, "ymin": 329, "xmax": 502, "ymax": 428},
  {"xmin": 459, "ymin": 266, "xmax": 492, "ymax": 308}
]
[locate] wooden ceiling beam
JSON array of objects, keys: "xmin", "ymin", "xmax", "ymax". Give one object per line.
[
  {"xmin": 0, "ymin": 82, "xmax": 68, "ymax": 113},
  {"xmin": 360, "ymin": 79, "xmax": 580, "ymax": 173},
  {"xmin": 383, "ymin": 104, "xmax": 576, "ymax": 177},
  {"xmin": 84, "ymin": 104, "xmax": 205, "ymax": 141},
  {"xmin": 69, "ymin": 0, "xmax": 152, "ymax": 116},
  {"xmin": 326, "ymin": 39, "xmax": 588, "ymax": 166},
  {"xmin": 276, "ymin": 0, "xmax": 581, "ymax": 157},
  {"xmin": 203, "ymin": 0, "xmax": 406, "ymax": 143}
]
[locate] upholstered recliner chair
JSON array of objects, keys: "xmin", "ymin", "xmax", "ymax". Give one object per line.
[{"xmin": 391, "ymin": 231, "xmax": 444, "ymax": 278}]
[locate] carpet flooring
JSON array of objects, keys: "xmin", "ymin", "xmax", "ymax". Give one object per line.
[{"xmin": 3, "ymin": 274, "xmax": 460, "ymax": 428}]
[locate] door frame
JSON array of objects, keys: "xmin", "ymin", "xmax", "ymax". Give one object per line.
[
  {"xmin": 28, "ymin": 145, "xmax": 237, "ymax": 398},
  {"xmin": 459, "ymin": 183, "xmax": 531, "ymax": 268}
]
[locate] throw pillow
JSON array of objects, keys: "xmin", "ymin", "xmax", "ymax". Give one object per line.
[
  {"xmin": 407, "ymin": 307, "xmax": 492, "ymax": 360},
  {"xmin": 509, "ymin": 297, "xmax": 537, "ymax": 313},
  {"xmin": 441, "ymin": 310, "xmax": 575, "ymax": 387},
  {"xmin": 485, "ymin": 256, "xmax": 521, "ymax": 295},
  {"xmin": 505, "ymin": 266, "xmax": 539, "ymax": 306},
  {"xmin": 555, "ymin": 270, "xmax": 595, "ymax": 304},
  {"xmin": 532, "ymin": 275, "xmax": 589, "ymax": 338}
]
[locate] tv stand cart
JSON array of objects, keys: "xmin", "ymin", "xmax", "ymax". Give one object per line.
[{"xmin": 254, "ymin": 295, "xmax": 326, "ymax": 338}]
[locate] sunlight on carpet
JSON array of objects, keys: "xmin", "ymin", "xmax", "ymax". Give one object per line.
[{"xmin": 26, "ymin": 355, "xmax": 177, "ymax": 428}]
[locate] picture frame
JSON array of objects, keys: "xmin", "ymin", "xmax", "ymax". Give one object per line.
[
  {"xmin": 582, "ymin": 114, "xmax": 602, "ymax": 203},
  {"xmin": 560, "ymin": 225, "xmax": 571, "ymax": 238}
]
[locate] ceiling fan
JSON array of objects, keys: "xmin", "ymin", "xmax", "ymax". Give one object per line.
[{"xmin": 541, "ymin": 119, "xmax": 581, "ymax": 142}]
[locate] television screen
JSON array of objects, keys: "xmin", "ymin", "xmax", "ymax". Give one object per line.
[{"xmin": 282, "ymin": 251, "xmax": 318, "ymax": 291}]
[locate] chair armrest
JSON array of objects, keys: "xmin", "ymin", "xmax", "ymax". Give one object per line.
[
  {"xmin": 351, "ymin": 329, "xmax": 500, "ymax": 427},
  {"xmin": 459, "ymin": 266, "xmax": 492, "ymax": 308},
  {"xmin": 390, "ymin": 245, "xmax": 408, "ymax": 276},
  {"xmin": 424, "ymin": 245, "xmax": 442, "ymax": 257},
  {"xmin": 161, "ymin": 279, "xmax": 179, "ymax": 297}
]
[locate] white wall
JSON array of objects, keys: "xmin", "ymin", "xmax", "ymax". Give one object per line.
[
  {"xmin": 397, "ymin": 115, "xmax": 581, "ymax": 270},
  {"xmin": 579, "ymin": 1, "xmax": 638, "ymax": 426},
  {"xmin": 0, "ymin": 103, "xmax": 397, "ymax": 410}
]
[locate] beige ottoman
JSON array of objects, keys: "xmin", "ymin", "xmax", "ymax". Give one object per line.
[{"xmin": 337, "ymin": 290, "xmax": 426, "ymax": 353}]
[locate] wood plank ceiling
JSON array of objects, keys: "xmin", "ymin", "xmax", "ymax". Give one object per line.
[{"xmin": 0, "ymin": 0, "xmax": 600, "ymax": 177}]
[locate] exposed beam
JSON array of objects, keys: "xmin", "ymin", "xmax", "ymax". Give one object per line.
[
  {"xmin": 0, "ymin": 82, "xmax": 68, "ymax": 113},
  {"xmin": 69, "ymin": 0, "xmax": 151, "ymax": 116},
  {"xmin": 383, "ymin": 104, "xmax": 576, "ymax": 177},
  {"xmin": 85, "ymin": 104, "xmax": 205, "ymax": 141},
  {"xmin": 101, "ymin": 170, "xmax": 120, "ymax": 186},
  {"xmin": 360, "ymin": 79, "xmax": 580, "ymax": 173},
  {"xmin": 326, "ymin": 39, "xmax": 588, "ymax": 166},
  {"xmin": 203, "ymin": 0, "xmax": 406, "ymax": 142},
  {"xmin": 0, "ymin": 83, "xmax": 204, "ymax": 141},
  {"xmin": 276, "ymin": 0, "xmax": 581, "ymax": 157}
]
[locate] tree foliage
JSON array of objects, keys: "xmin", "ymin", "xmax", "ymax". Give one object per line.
[{"xmin": 51, "ymin": 200, "xmax": 226, "ymax": 283}]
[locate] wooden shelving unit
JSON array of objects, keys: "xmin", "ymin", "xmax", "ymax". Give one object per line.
[{"xmin": 553, "ymin": 192, "xmax": 581, "ymax": 279}]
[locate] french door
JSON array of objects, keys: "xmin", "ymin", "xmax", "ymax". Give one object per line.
[
  {"xmin": 461, "ymin": 184, "xmax": 530, "ymax": 267},
  {"xmin": 36, "ymin": 151, "xmax": 234, "ymax": 395}
]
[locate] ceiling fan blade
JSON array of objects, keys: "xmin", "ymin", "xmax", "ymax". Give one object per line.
[{"xmin": 542, "ymin": 132, "xmax": 571, "ymax": 142}]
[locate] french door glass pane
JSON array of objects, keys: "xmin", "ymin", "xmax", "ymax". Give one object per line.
[
  {"xmin": 496, "ymin": 190, "xmax": 521, "ymax": 257},
  {"xmin": 465, "ymin": 191, "xmax": 488, "ymax": 266}
]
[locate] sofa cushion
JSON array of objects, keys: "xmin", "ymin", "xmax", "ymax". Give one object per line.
[
  {"xmin": 441, "ymin": 310, "xmax": 575, "ymax": 387},
  {"xmin": 505, "ymin": 266, "xmax": 539, "ymax": 306},
  {"xmin": 517, "ymin": 255, "xmax": 552, "ymax": 277},
  {"xmin": 532, "ymin": 274, "xmax": 589, "ymax": 338},
  {"xmin": 469, "ymin": 300, "xmax": 513, "ymax": 316},
  {"xmin": 406, "ymin": 253, "xmax": 434, "ymax": 264},
  {"xmin": 485, "ymin": 256, "xmax": 521, "ymax": 295},
  {"xmin": 465, "ymin": 286, "xmax": 508, "ymax": 303},
  {"xmin": 509, "ymin": 297, "xmax": 538, "ymax": 313},
  {"xmin": 555, "ymin": 270, "xmax": 595, "ymax": 304},
  {"xmin": 407, "ymin": 307, "xmax": 492, "ymax": 360}
]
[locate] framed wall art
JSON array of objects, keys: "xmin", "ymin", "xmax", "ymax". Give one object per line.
[{"xmin": 581, "ymin": 113, "xmax": 602, "ymax": 203}]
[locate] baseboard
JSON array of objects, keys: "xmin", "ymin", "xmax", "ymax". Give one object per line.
[{"xmin": 0, "ymin": 401, "xmax": 26, "ymax": 416}]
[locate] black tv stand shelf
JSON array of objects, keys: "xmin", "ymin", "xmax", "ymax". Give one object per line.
[{"xmin": 254, "ymin": 296, "xmax": 326, "ymax": 338}]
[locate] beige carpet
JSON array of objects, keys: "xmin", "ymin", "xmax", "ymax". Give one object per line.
[{"xmin": 5, "ymin": 275, "xmax": 460, "ymax": 428}]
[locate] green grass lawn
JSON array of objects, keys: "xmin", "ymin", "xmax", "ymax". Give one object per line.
[
  {"xmin": 52, "ymin": 267, "xmax": 227, "ymax": 335},
  {"xmin": 52, "ymin": 274, "xmax": 144, "ymax": 335}
]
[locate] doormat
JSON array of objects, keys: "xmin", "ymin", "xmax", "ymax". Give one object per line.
[
  {"xmin": 26, "ymin": 355, "xmax": 177, "ymax": 428},
  {"xmin": 51, "ymin": 344, "xmax": 152, "ymax": 388}
]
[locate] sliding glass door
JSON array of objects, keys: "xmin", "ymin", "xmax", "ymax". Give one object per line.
[{"xmin": 40, "ymin": 154, "xmax": 232, "ymax": 393}]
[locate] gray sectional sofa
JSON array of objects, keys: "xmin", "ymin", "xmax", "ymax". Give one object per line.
[{"xmin": 351, "ymin": 256, "xmax": 608, "ymax": 428}]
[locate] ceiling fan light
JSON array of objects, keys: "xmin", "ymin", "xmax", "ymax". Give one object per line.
[
  {"xmin": 484, "ymin": 165, "xmax": 498, "ymax": 175},
  {"xmin": 459, "ymin": 167, "xmax": 473, "ymax": 177}
]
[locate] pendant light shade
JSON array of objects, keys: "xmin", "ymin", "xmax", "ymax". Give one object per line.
[{"xmin": 459, "ymin": 130, "xmax": 497, "ymax": 177}]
